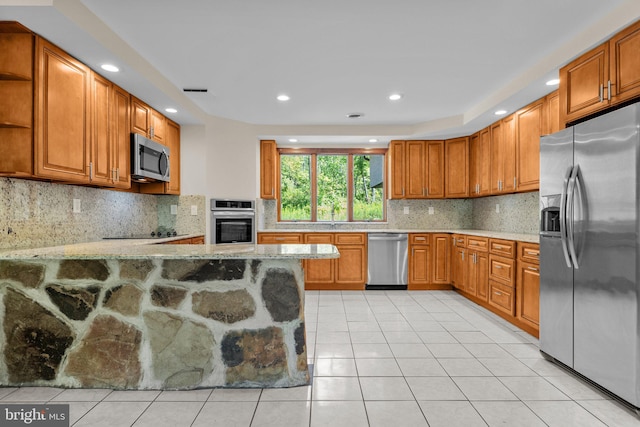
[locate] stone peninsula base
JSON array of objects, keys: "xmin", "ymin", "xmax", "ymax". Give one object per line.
[{"xmin": 0, "ymin": 257, "xmax": 309, "ymax": 390}]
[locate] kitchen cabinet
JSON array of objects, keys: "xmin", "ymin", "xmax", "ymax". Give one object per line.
[
  {"xmin": 334, "ymin": 233, "xmax": 367, "ymax": 289},
  {"xmin": 164, "ymin": 236, "xmax": 205, "ymax": 245},
  {"xmin": 490, "ymin": 117, "xmax": 517, "ymax": 195},
  {"xmin": 34, "ymin": 37, "xmax": 91, "ymax": 183},
  {"xmin": 139, "ymin": 119, "xmax": 181, "ymax": 194},
  {"xmin": 544, "ymin": 90, "xmax": 560, "ymax": 134},
  {"xmin": 257, "ymin": 232, "xmax": 303, "ymax": 244},
  {"xmin": 559, "ymin": 42, "xmax": 610, "ymax": 126},
  {"xmin": 515, "ymin": 99, "xmax": 543, "ymax": 192},
  {"xmin": 303, "ymin": 233, "xmax": 335, "ymax": 286},
  {"xmin": 609, "ymin": 20, "xmax": 640, "ymax": 105},
  {"xmin": 516, "ymin": 242, "xmax": 540, "ymax": 333},
  {"xmin": 450, "ymin": 234, "xmax": 467, "ymax": 291},
  {"xmin": 469, "ymin": 128, "xmax": 491, "ymax": 197},
  {"xmin": 488, "ymin": 280, "xmax": 515, "ymax": 316},
  {"xmin": 408, "ymin": 234, "xmax": 431, "ymax": 288},
  {"xmin": 389, "ymin": 140, "xmax": 444, "ymax": 199},
  {"xmin": 431, "ymin": 233, "xmax": 451, "ymax": 285},
  {"xmin": 445, "ymin": 137, "xmax": 469, "ymax": 198},
  {"xmin": 466, "ymin": 236, "xmax": 489, "ymax": 300},
  {"xmin": 0, "ymin": 28, "xmax": 34, "ymax": 177},
  {"xmin": 260, "ymin": 140, "xmax": 278, "ymax": 200},
  {"xmin": 131, "ymin": 96, "xmax": 164, "ymax": 143}
]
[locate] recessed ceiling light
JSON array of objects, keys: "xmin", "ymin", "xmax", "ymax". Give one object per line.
[
  {"xmin": 100, "ymin": 64, "xmax": 119, "ymax": 72},
  {"xmin": 546, "ymin": 78, "xmax": 560, "ymax": 86},
  {"xmin": 369, "ymin": 139, "xmax": 378, "ymax": 143},
  {"xmin": 494, "ymin": 110, "xmax": 507, "ymax": 116},
  {"xmin": 165, "ymin": 108, "xmax": 178, "ymax": 114},
  {"xmin": 277, "ymin": 94, "xmax": 290, "ymax": 101},
  {"xmin": 388, "ymin": 93, "xmax": 403, "ymax": 101},
  {"xmin": 347, "ymin": 113, "xmax": 364, "ymax": 119},
  {"xmin": 288, "ymin": 138, "xmax": 298, "ymax": 143}
]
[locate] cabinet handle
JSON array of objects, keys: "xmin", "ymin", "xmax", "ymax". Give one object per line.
[
  {"xmin": 473, "ymin": 253, "xmax": 477, "ymax": 264},
  {"xmin": 275, "ymin": 237, "xmax": 285, "ymax": 241},
  {"xmin": 116, "ymin": 168, "xmax": 120, "ymax": 181},
  {"xmin": 271, "ymin": 187, "xmax": 274, "ymax": 196},
  {"xmin": 607, "ymin": 80, "xmax": 611, "ymax": 101},
  {"xmin": 402, "ymin": 188, "xmax": 405, "ymax": 196},
  {"xmin": 425, "ymin": 187, "xmax": 429, "ymax": 197},
  {"xmin": 514, "ymin": 177, "xmax": 517, "ymax": 189},
  {"xmin": 461, "ymin": 251, "xmax": 465, "ymax": 261},
  {"xmin": 150, "ymin": 125, "xmax": 155, "ymax": 139},
  {"xmin": 416, "ymin": 237, "xmax": 426, "ymax": 241},
  {"xmin": 599, "ymin": 84, "xmax": 604, "ymax": 103},
  {"xmin": 494, "ymin": 265, "xmax": 503, "ymax": 269},
  {"xmin": 526, "ymin": 251, "xmax": 538, "ymax": 256},
  {"xmin": 527, "ymin": 266, "xmax": 539, "ymax": 272},
  {"xmin": 495, "ymin": 291, "xmax": 503, "ymax": 296},
  {"xmin": 89, "ymin": 162, "xmax": 93, "ymax": 180},
  {"xmin": 494, "ymin": 244, "xmax": 504, "ymax": 249}
]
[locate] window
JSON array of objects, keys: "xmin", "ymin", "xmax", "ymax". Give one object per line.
[{"xmin": 279, "ymin": 149, "xmax": 386, "ymax": 222}]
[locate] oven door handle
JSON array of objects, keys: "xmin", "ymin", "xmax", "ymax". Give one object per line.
[{"xmin": 213, "ymin": 211, "xmax": 255, "ymax": 217}]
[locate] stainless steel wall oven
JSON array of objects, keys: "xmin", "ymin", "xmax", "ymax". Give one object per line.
[{"xmin": 210, "ymin": 199, "xmax": 255, "ymax": 245}]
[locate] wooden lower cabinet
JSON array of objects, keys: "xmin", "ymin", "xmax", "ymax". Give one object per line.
[
  {"xmin": 304, "ymin": 233, "xmax": 335, "ymax": 287},
  {"xmin": 488, "ymin": 280, "xmax": 515, "ymax": 316},
  {"xmin": 431, "ymin": 234, "xmax": 451, "ymax": 285},
  {"xmin": 517, "ymin": 261, "xmax": 540, "ymax": 330},
  {"xmin": 468, "ymin": 250, "xmax": 489, "ymax": 301},
  {"xmin": 163, "ymin": 235, "xmax": 205, "ymax": 245},
  {"xmin": 408, "ymin": 234, "xmax": 431, "ymax": 287},
  {"xmin": 257, "ymin": 233, "xmax": 303, "ymax": 244},
  {"xmin": 334, "ymin": 233, "xmax": 367, "ymax": 289}
]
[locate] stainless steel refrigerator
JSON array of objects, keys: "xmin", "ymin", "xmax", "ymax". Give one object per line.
[{"xmin": 540, "ymin": 102, "xmax": 640, "ymax": 408}]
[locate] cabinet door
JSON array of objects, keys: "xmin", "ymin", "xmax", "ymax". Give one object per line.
[
  {"xmin": 515, "ymin": 100, "xmax": 542, "ymax": 192},
  {"xmin": 545, "ymin": 91, "xmax": 560, "ymax": 135},
  {"xmin": 426, "ymin": 140, "xmax": 445, "ymax": 198},
  {"xmin": 559, "ymin": 42, "xmax": 609, "ymax": 126},
  {"xmin": 452, "ymin": 247, "xmax": 467, "ymax": 291},
  {"xmin": 489, "ymin": 254, "xmax": 515, "ymax": 286},
  {"xmin": 150, "ymin": 108, "xmax": 165, "ymax": 143},
  {"xmin": 90, "ymin": 72, "xmax": 113, "ymax": 186},
  {"xmin": 335, "ymin": 245, "xmax": 366, "ymax": 288},
  {"xmin": 517, "ymin": 261, "xmax": 540, "ymax": 329},
  {"xmin": 475, "ymin": 251, "xmax": 489, "ymax": 302},
  {"xmin": 469, "ymin": 132, "xmax": 480, "ymax": 196},
  {"xmin": 260, "ymin": 140, "xmax": 278, "ymax": 199},
  {"xmin": 478, "ymin": 127, "xmax": 491, "ymax": 196},
  {"xmin": 501, "ymin": 114, "xmax": 517, "ymax": 193},
  {"xmin": 445, "ymin": 137, "xmax": 469, "ymax": 198},
  {"xmin": 131, "ymin": 97, "xmax": 150, "ymax": 136},
  {"xmin": 490, "ymin": 121, "xmax": 503, "ymax": 194},
  {"xmin": 304, "ymin": 233, "xmax": 334, "ymax": 286},
  {"xmin": 164, "ymin": 120, "xmax": 181, "ymax": 194},
  {"xmin": 466, "ymin": 251, "xmax": 478, "ymax": 296},
  {"xmin": 405, "ymin": 140, "xmax": 426, "ymax": 198},
  {"xmin": 35, "ymin": 38, "xmax": 90, "ymax": 182},
  {"xmin": 257, "ymin": 233, "xmax": 303, "ymax": 244},
  {"xmin": 112, "ymin": 85, "xmax": 131, "ymax": 189},
  {"xmin": 432, "ymin": 234, "xmax": 450, "ymax": 284},
  {"xmin": 609, "ymin": 20, "xmax": 640, "ymax": 104},
  {"xmin": 409, "ymin": 244, "xmax": 430, "ymax": 286},
  {"xmin": 389, "ymin": 140, "xmax": 406, "ymax": 199}
]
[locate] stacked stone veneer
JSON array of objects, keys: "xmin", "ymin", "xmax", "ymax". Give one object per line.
[{"xmin": 0, "ymin": 257, "xmax": 309, "ymax": 390}]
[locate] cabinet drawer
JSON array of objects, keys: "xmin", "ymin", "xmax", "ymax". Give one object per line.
[
  {"xmin": 257, "ymin": 233, "xmax": 303, "ymax": 244},
  {"xmin": 489, "ymin": 239, "xmax": 515, "ymax": 258},
  {"xmin": 518, "ymin": 242, "xmax": 540, "ymax": 264},
  {"xmin": 489, "ymin": 254, "xmax": 515, "ymax": 285},
  {"xmin": 467, "ymin": 236, "xmax": 488, "ymax": 252},
  {"xmin": 304, "ymin": 233, "xmax": 334, "ymax": 244},
  {"xmin": 488, "ymin": 280, "xmax": 515, "ymax": 316},
  {"xmin": 335, "ymin": 233, "xmax": 366, "ymax": 245},
  {"xmin": 452, "ymin": 234, "xmax": 466, "ymax": 248},
  {"xmin": 410, "ymin": 234, "xmax": 430, "ymax": 245}
]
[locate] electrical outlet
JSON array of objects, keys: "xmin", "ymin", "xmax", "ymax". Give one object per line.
[
  {"xmin": 496, "ymin": 204, "xmax": 500, "ymax": 213},
  {"xmin": 73, "ymin": 199, "xmax": 81, "ymax": 213},
  {"xmin": 171, "ymin": 205, "xmax": 178, "ymax": 215},
  {"xmin": 191, "ymin": 205, "xmax": 198, "ymax": 216},
  {"xmin": 403, "ymin": 206, "xmax": 410, "ymax": 215},
  {"xmin": 428, "ymin": 207, "xmax": 434, "ymax": 215}
]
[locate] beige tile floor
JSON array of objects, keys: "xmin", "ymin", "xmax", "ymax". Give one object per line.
[{"xmin": 2, "ymin": 290, "xmax": 640, "ymax": 426}]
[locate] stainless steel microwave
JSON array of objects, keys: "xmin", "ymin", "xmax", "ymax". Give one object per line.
[{"xmin": 131, "ymin": 133, "xmax": 170, "ymax": 182}]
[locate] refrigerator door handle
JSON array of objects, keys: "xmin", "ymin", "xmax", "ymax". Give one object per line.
[
  {"xmin": 573, "ymin": 165, "xmax": 587, "ymax": 267},
  {"xmin": 560, "ymin": 166, "xmax": 574, "ymax": 268},
  {"xmin": 567, "ymin": 164, "xmax": 580, "ymax": 269}
]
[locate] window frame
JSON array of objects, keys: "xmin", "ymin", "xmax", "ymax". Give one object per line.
[{"xmin": 278, "ymin": 148, "xmax": 387, "ymax": 223}]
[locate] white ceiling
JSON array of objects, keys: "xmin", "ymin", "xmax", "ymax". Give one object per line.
[{"xmin": 2, "ymin": 0, "xmax": 640, "ymax": 146}]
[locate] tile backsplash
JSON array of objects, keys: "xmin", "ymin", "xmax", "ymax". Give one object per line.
[{"xmin": 0, "ymin": 178, "xmax": 205, "ymax": 250}]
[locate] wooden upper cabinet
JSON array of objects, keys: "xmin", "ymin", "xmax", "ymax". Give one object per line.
[
  {"xmin": 445, "ymin": 136, "xmax": 469, "ymax": 198},
  {"xmin": 34, "ymin": 37, "xmax": 91, "ymax": 183},
  {"xmin": 501, "ymin": 114, "xmax": 517, "ymax": 193},
  {"xmin": 515, "ymin": 100, "xmax": 543, "ymax": 192},
  {"xmin": 260, "ymin": 140, "xmax": 278, "ymax": 199},
  {"xmin": 490, "ymin": 121, "xmax": 503, "ymax": 194},
  {"xmin": 470, "ymin": 128, "xmax": 490, "ymax": 197},
  {"xmin": 559, "ymin": 42, "xmax": 609, "ymax": 126},
  {"xmin": 544, "ymin": 90, "xmax": 560, "ymax": 135},
  {"xmin": 426, "ymin": 140, "xmax": 445, "ymax": 198},
  {"xmin": 112, "ymin": 85, "xmax": 131, "ymax": 189},
  {"xmin": 131, "ymin": 96, "xmax": 150, "ymax": 136},
  {"xmin": 389, "ymin": 140, "xmax": 406, "ymax": 199},
  {"xmin": 89, "ymin": 72, "xmax": 113, "ymax": 186},
  {"xmin": 164, "ymin": 119, "xmax": 180, "ymax": 194},
  {"xmin": 150, "ymin": 108, "xmax": 165, "ymax": 143},
  {"xmin": 405, "ymin": 140, "xmax": 427, "ymax": 198},
  {"xmin": 609, "ymin": 19, "xmax": 640, "ymax": 104}
]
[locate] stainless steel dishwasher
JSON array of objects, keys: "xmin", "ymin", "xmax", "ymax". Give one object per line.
[{"xmin": 367, "ymin": 233, "xmax": 408, "ymax": 290}]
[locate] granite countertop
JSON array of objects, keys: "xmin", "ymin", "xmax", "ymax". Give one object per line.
[
  {"xmin": 258, "ymin": 228, "xmax": 539, "ymax": 244},
  {"xmin": 0, "ymin": 236, "xmax": 340, "ymax": 260}
]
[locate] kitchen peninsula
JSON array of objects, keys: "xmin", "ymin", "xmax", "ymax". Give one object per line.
[{"xmin": 0, "ymin": 240, "xmax": 338, "ymax": 390}]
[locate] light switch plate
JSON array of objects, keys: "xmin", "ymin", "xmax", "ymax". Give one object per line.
[
  {"xmin": 428, "ymin": 207, "xmax": 434, "ymax": 215},
  {"xmin": 171, "ymin": 205, "xmax": 178, "ymax": 215},
  {"xmin": 403, "ymin": 206, "xmax": 410, "ymax": 215},
  {"xmin": 72, "ymin": 199, "xmax": 81, "ymax": 213},
  {"xmin": 191, "ymin": 205, "xmax": 198, "ymax": 216},
  {"xmin": 496, "ymin": 204, "xmax": 500, "ymax": 213}
]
